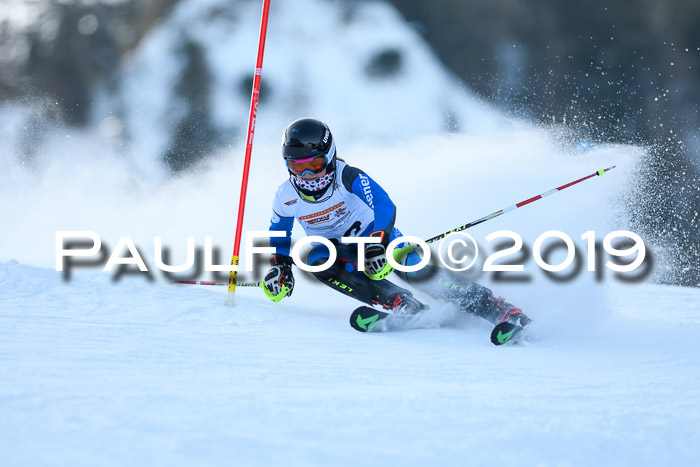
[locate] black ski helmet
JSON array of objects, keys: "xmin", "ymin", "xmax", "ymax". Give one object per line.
[{"xmin": 282, "ymin": 118, "xmax": 336, "ymax": 173}]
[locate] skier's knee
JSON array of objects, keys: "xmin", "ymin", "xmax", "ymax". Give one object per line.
[
  {"xmin": 397, "ymin": 250, "xmax": 438, "ymax": 284},
  {"xmin": 306, "ymin": 242, "xmax": 332, "ymax": 269}
]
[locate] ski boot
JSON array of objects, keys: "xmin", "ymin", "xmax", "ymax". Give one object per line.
[
  {"xmin": 393, "ymin": 292, "xmax": 429, "ymax": 315},
  {"xmin": 371, "ymin": 289, "xmax": 428, "ymax": 315},
  {"xmin": 498, "ymin": 307, "xmax": 531, "ymax": 327}
]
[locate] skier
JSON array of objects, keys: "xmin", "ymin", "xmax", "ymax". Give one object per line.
[{"xmin": 261, "ymin": 117, "xmax": 530, "ymax": 329}]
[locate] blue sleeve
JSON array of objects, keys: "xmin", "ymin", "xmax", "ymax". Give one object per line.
[
  {"xmin": 344, "ymin": 166, "xmax": 396, "ymax": 242},
  {"xmin": 269, "ymin": 210, "xmax": 294, "ymax": 256}
]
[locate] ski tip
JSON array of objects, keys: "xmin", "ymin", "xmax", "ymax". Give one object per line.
[
  {"xmin": 349, "ymin": 306, "xmax": 382, "ymax": 333},
  {"xmin": 491, "ymin": 322, "xmax": 523, "ymax": 345}
]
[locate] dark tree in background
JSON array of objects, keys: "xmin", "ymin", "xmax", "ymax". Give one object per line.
[
  {"xmin": 1, "ymin": 0, "xmax": 177, "ymax": 124},
  {"xmin": 162, "ymin": 38, "xmax": 221, "ymax": 174},
  {"xmin": 390, "ymin": 0, "xmax": 700, "ymax": 145}
]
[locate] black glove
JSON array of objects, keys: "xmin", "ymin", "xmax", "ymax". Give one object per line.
[
  {"xmin": 364, "ymin": 231, "xmax": 390, "ymax": 279},
  {"xmin": 262, "ymin": 254, "xmax": 294, "ymax": 302}
]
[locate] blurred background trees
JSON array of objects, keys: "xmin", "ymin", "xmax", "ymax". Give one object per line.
[
  {"xmin": 390, "ymin": 0, "xmax": 700, "ymax": 147},
  {"xmin": 3, "ymin": 0, "xmax": 698, "ymax": 146},
  {"xmin": 0, "ymin": 0, "xmax": 176, "ymax": 124}
]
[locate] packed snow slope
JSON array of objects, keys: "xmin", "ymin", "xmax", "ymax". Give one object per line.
[
  {"xmin": 2, "ymin": 0, "xmax": 699, "ymax": 465},
  {"xmin": 2, "ymin": 263, "xmax": 700, "ymax": 466}
]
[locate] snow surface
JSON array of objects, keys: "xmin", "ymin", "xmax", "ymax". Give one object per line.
[
  {"xmin": 1, "ymin": 0, "xmax": 699, "ymax": 465},
  {"xmin": 2, "ymin": 263, "xmax": 700, "ymax": 466}
]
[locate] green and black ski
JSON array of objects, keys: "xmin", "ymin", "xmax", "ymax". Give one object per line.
[{"xmin": 350, "ymin": 305, "xmax": 525, "ymax": 345}]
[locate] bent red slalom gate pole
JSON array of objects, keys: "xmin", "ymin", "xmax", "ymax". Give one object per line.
[
  {"xmin": 226, "ymin": 0, "xmax": 271, "ymax": 307},
  {"xmin": 424, "ymin": 166, "xmax": 617, "ymax": 245}
]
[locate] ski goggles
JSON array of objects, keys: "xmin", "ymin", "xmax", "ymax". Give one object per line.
[
  {"xmin": 286, "ymin": 154, "xmax": 328, "ymax": 177},
  {"xmin": 285, "ymin": 139, "xmax": 335, "ymax": 177}
]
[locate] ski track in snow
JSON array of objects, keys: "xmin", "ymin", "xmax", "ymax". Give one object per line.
[{"xmin": 1, "ymin": 261, "xmax": 699, "ymax": 466}]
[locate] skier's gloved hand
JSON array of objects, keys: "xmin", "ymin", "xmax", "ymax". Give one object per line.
[
  {"xmin": 261, "ymin": 254, "xmax": 294, "ymax": 302},
  {"xmin": 364, "ymin": 231, "xmax": 394, "ymax": 280}
]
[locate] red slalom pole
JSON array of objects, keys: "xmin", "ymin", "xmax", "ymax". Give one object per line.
[
  {"xmin": 226, "ymin": 0, "xmax": 271, "ymax": 307},
  {"xmin": 424, "ymin": 166, "xmax": 617, "ymax": 244}
]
